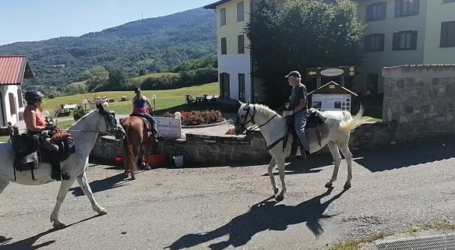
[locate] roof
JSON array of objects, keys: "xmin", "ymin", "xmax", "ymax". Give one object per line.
[
  {"xmin": 203, "ymin": 0, "xmax": 232, "ymax": 9},
  {"xmin": 308, "ymin": 81, "xmax": 358, "ymax": 96},
  {"xmin": 382, "ymin": 64, "xmax": 455, "ymax": 72},
  {"xmin": 0, "ymin": 55, "xmax": 35, "ymax": 85}
]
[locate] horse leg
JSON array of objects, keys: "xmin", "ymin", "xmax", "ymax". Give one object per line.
[
  {"xmin": 0, "ymin": 175, "xmax": 10, "ymax": 194},
  {"xmin": 325, "ymin": 141, "xmax": 342, "ymax": 189},
  {"xmin": 76, "ymin": 171, "xmax": 107, "ymax": 215},
  {"xmin": 50, "ymin": 177, "xmax": 77, "ymax": 229},
  {"xmin": 267, "ymin": 157, "xmax": 278, "ymax": 195},
  {"xmin": 275, "ymin": 156, "xmax": 286, "ymax": 202},
  {"xmin": 338, "ymin": 140, "xmax": 353, "ymax": 189}
]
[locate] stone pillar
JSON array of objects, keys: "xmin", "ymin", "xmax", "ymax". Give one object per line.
[{"xmin": 382, "ymin": 64, "xmax": 455, "ymax": 142}]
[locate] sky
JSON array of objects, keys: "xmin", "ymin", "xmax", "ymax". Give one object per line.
[{"xmin": 0, "ymin": 0, "xmax": 217, "ymax": 45}]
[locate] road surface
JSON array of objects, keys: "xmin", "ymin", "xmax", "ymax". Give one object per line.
[{"xmin": 2, "ymin": 138, "xmax": 455, "ymax": 249}]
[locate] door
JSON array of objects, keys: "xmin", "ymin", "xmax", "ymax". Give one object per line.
[
  {"xmin": 238, "ymin": 73, "xmax": 245, "ymax": 102},
  {"xmin": 220, "ymin": 73, "xmax": 230, "ymax": 98},
  {"xmin": 0, "ymin": 91, "xmax": 4, "ymax": 126},
  {"xmin": 367, "ymin": 74, "xmax": 379, "ymax": 95}
]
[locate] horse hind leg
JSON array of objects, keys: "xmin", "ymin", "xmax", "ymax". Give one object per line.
[
  {"xmin": 0, "ymin": 175, "xmax": 10, "ymax": 195},
  {"xmin": 338, "ymin": 140, "xmax": 353, "ymax": 189},
  {"xmin": 50, "ymin": 177, "xmax": 77, "ymax": 229},
  {"xmin": 76, "ymin": 171, "xmax": 107, "ymax": 215},
  {"xmin": 325, "ymin": 141, "xmax": 342, "ymax": 189}
]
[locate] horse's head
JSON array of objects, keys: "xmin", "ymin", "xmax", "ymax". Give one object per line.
[
  {"xmin": 92, "ymin": 103, "xmax": 126, "ymax": 139},
  {"xmin": 234, "ymin": 100, "xmax": 255, "ymax": 135}
]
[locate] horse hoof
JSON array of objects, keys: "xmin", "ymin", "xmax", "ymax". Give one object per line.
[
  {"xmin": 98, "ymin": 209, "xmax": 108, "ymax": 215},
  {"xmin": 53, "ymin": 221, "xmax": 66, "ymax": 230},
  {"xmin": 275, "ymin": 194, "xmax": 284, "ymax": 202},
  {"xmin": 343, "ymin": 183, "xmax": 351, "ymax": 190},
  {"xmin": 273, "ymin": 189, "xmax": 279, "ymax": 195},
  {"xmin": 325, "ymin": 183, "xmax": 333, "ymax": 189}
]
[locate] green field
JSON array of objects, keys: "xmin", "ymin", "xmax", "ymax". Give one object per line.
[{"xmin": 43, "ymin": 82, "xmax": 218, "ymax": 115}]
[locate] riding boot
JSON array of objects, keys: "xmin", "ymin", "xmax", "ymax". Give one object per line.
[
  {"xmin": 50, "ymin": 155, "xmax": 62, "ymax": 181},
  {"xmin": 301, "ymin": 149, "xmax": 310, "ymax": 161}
]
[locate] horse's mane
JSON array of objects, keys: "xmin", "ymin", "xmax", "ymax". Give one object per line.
[{"xmin": 252, "ymin": 103, "xmax": 280, "ymax": 118}]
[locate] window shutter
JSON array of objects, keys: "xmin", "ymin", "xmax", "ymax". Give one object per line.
[
  {"xmin": 440, "ymin": 22, "xmax": 448, "ymax": 47},
  {"xmin": 381, "ymin": 2, "xmax": 387, "ymax": 19},
  {"xmin": 365, "ymin": 5, "xmax": 371, "ymax": 21},
  {"xmin": 411, "ymin": 31, "xmax": 418, "ymax": 50},
  {"xmin": 392, "ymin": 32, "xmax": 400, "ymax": 50},
  {"xmin": 413, "ymin": 0, "xmax": 420, "ymax": 15},
  {"xmin": 379, "ymin": 34, "xmax": 385, "ymax": 51},
  {"xmin": 364, "ymin": 35, "xmax": 370, "ymax": 51},
  {"xmin": 394, "ymin": 0, "xmax": 401, "ymax": 17}
]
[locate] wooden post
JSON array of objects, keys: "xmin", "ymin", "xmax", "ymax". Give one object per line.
[
  {"xmin": 340, "ymin": 77, "xmax": 345, "ymax": 87},
  {"xmin": 317, "ymin": 78, "xmax": 321, "ymax": 88}
]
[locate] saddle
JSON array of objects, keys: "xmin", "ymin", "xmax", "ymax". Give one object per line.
[
  {"xmin": 127, "ymin": 114, "xmax": 160, "ymax": 154},
  {"xmin": 279, "ymin": 108, "xmax": 326, "ymax": 159},
  {"xmin": 10, "ymin": 127, "xmax": 76, "ymax": 181}
]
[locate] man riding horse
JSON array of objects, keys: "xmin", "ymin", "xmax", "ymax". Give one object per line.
[{"xmin": 282, "ymin": 71, "xmax": 311, "ymax": 160}]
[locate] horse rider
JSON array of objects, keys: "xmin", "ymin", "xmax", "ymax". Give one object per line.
[
  {"xmin": 282, "ymin": 71, "xmax": 310, "ymax": 160},
  {"xmin": 23, "ymin": 90, "xmax": 67, "ymax": 181},
  {"xmin": 132, "ymin": 87, "xmax": 158, "ymax": 134}
]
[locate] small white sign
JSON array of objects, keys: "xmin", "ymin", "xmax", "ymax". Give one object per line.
[
  {"xmin": 320, "ymin": 68, "xmax": 344, "ymax": 77},
  {"xmin": 312, "ymin": 94, "xmax": 351, "ymax": 112},
  {"xmin": 155, "ymin": 117, "xmax": 182, "ymax": 139}
]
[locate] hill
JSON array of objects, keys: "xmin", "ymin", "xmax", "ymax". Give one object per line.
[{"xmin": 0, "ymin": 8, "xmax": 216, "ymax": 91}]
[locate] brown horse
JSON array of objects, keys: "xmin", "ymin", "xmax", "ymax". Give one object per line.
[{"xmin": 120, "ymin": 114, "xmax": 158, "ymax": 180}]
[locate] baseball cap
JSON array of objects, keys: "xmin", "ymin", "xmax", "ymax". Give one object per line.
[{"xmin": 285, "ymin": 71, "xmax": 301, "ymax": 78}]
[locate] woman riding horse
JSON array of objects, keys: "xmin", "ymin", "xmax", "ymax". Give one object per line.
[
  {"xmin": 22, "ymin": 90, "xmax": 65, "ymax": 181},
  {"xmin": 132, "ymin": 87, "xmax": 158, "ymax": 134}
]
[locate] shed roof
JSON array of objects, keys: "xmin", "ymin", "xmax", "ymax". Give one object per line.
[
  {"xmin": 0, "ymin": 55, "xmax": 35, "ymax": 85},
  {"xmin": 308, "ymin": 81, "xmax": 358, "ymax": 96}
]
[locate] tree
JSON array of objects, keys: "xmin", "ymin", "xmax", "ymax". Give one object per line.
[
  {"xmin": 83, "ymin": 66, "xmax": 109, "ymax": 92},
  {"xmin": 246, "ymin": 0, "xmax": 365, "ymax": 107}
]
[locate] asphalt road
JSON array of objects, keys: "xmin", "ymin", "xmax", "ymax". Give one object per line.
[{"xmin": 2, "ymin": 138, "xmax": 455, "ymax": 250}]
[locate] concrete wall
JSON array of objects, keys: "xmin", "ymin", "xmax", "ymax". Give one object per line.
[
  {"xmin": 382, "ymin": 64, "xmax": 455, "ymax": 142},
  {"xmin": 423, "ymin": 1, "xmax": 455, "ymax": 63},
  {"xmin": 90, "ymin": 123, "xmax": 394, "ymax": 166}
]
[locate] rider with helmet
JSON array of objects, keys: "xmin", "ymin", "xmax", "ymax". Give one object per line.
[
  {"xmin": 132, "ymin": 87, "xmax": 158, "ymax": 134},
  {"xmin": 23, "ymin": 90, "xmax": 64, "ymax": 180}
]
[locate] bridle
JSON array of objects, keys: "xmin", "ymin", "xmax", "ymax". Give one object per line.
[
  {"xmin": 235, "ymin": 104, "xmax": 278, "ymax": 134},
  {"xmin": 64, "ymin": 109, "xmax": 125, "ymax": 139}
]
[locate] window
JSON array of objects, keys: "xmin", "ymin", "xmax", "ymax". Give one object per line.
[
  {"xmin": 238, "ymin": 74, "xmax": 245, "ymax": 102},
  {"xmin": 220, "ymin": 8, "xmax": 226, "ymax": 26},
  {"xmin": 9, "ymin": 93, "xmax": 16, "ymax": 115},
  {"xmin": 17, "ymin": 89, "xmax": 23, "ymax": 108},
  {"xmin": 392, "ymin": 31, "xmax": 417, "ymax": 50},
  {"xmin": 395, "ymin": 0, "xmax": 419, "ymax": 17},
  {"xmin": 238, "ymin": 35, "xmax": 245, "ymax": 53},
  {"xmin": 443, "ymin": 0, "xmax": 455, "ymax": 3},
  {"xmin": 441, "ymin": 21, "xmax": 455, "ymax": 47},
  {"xmin": 237, "ymin": 1, "xmax": 244, "ymax": 22},
  {"xmin": 364, "ymin": 34, "xmax": 385, "ymax": 52},
  {"xmin": 220, "ymin": 73, "xmax": 230, "ymax": 98},
  {"xmin": 366, "ymin": 2, "xmax": 386, "ymax": 21},
  {"xmin": 221, "ymin": 37, "xmax": 227, "ymax": 54}
]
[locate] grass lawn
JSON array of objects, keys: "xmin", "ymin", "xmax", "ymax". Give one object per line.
[{"xmin": 43, "ymin": 82, "xmax": 218, "ymax": 115}]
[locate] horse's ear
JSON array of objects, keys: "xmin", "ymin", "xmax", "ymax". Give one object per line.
[
  {"xmin": 247, "ymin": 100, "xmax": 250, "ymax": 106},
  {"xmin": 238, "ymin": 100, "xmax": 244, "ymax": 106}
]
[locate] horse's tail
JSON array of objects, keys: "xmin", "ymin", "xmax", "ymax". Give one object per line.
[
  {"xmin": 339, "ymin": 106, "xmax": 375, "ymax": 134},
  {"xmin": 122, "ymin": 124, "xmax": 138, "ymax": 178}
]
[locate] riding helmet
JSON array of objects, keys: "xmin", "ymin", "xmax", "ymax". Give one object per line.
[{"xmin": 24, "ymin": 90, "xmax": 44, "ymax": 102}]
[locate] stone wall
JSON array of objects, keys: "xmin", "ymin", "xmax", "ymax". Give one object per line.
[
  {"xmin": 382, "ymin": 64, "xmax": 455, "ymax": 142},
  {"xmin": 89, "ymin": 122, "xmax": 393, "ymax": 166}
]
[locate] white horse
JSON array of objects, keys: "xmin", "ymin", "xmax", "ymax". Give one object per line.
[
  {"xmin": 234, "ymin": 101, "xmax": 373, "ymax": 201},
  {"xmin": 0, "ymin": 103, "xmax": 125, "ymax": 229}
]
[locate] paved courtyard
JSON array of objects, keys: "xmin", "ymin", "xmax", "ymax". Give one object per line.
[{"xmin": 2, "ymin": 138, "xmax": 455, "ymax": 249}]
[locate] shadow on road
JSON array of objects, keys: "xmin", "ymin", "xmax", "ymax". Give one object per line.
[
  {"xmin": 166, "ymin": 188, "xmax": 346, "ymax": 250},
  {"xmin": 0, "ymin": 215, "xmax": 102, "ymax": 250},
  {"xmin": 69, "ymin": 172, "xmax": 129, "ymax": 197},
  {"xmin": 354, "ymin": 139, "xmax": 455, "ymax": 172}
]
